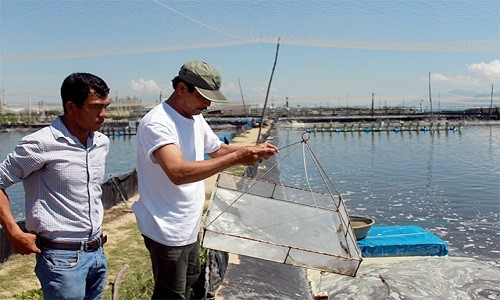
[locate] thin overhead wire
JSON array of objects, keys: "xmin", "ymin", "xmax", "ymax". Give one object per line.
[
  {"xmin": 3, "ymin": 0, "xmax": 498, "ymax": 63},
  {"xmin": 151, "ymin": 0, "xmax": 246, "ymax": 42}
]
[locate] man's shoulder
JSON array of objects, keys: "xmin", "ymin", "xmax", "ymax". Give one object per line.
[
  {"xmin": 94, "ymin": 131, "xmax": 110, "ymax": 143},
  {"xmin": 13, "ymin": 126, "xmax": 54, "ymax": 154},
  {"xmin": 139, "ymin": 105, "xmax": 174, "ymax": 130},
  {"xmin": 21, "ymin": 125, "xmax": 53, "ymax": 141}
]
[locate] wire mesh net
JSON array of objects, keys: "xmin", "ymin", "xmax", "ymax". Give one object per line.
[{"xmin": 203, "ymin": 172, "xmax": 361, "ymax": 277}]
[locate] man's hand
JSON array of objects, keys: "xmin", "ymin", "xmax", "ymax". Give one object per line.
[
  {"xmin": 8, "ymin": 231, "xmax": 41, "ymax": 255},
  {"xmin": 239, "ymin": 143, "xmax": 279, "ymax": 165},
  {"xmin": 1, "ymin": 189, "xmax": 41, "ymax": 255}
]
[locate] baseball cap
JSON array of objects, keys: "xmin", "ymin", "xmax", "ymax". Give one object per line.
[{"xmin": 178, "ymin": 60, "xmax": 228, "ymax": 103}]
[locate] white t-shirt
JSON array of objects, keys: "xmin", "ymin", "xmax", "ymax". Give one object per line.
[{"xmin": 132, "ymin": 102, "xmax": 222, "ymax": 246}]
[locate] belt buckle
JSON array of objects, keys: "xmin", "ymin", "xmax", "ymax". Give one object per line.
[{"xmin": 84, "ymin": 236, "xmax": 100, "ymax": 252}]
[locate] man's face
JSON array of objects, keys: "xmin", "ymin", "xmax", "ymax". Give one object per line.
[
  {"xmin": 189, "ymin": 90, "xmax": 212, "ymax": 115},
  {"xmin": 73, "ymin": 92, "xmax": 110, "ymax": 132},
  {"xmin": 178, "ymin": 84, "xmax": 212, "ymax": 117}
]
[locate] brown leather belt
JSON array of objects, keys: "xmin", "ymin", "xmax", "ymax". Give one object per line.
[{"xmin": 37, "ymin": 235, "xmax": 107, "ymax": 252}]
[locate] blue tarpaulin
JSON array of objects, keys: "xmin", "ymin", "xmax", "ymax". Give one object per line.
[{"xmin": 357, "ymin": 225, "xmax": 448, "ymax": 257}]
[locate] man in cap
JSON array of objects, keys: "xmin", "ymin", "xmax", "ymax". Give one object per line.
[{"xmin": 132, "ymin": 60, "xmax": 278, "ymax": 299}]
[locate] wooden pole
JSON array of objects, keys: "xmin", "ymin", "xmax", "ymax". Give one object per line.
[
  {"xmin": 238, "ymin": 78, "xmax": 249, "ymax": 126},
  {"xmin": 429, "ymin": 71, "xmax": 433, "ymax": 119},
  {"xmin": 489, "ymin": 84, "xmax": 494, "ymax": 119},
  {"xmin": 256, "ymin": 37, "xmax": 281, "ymax": 144}
]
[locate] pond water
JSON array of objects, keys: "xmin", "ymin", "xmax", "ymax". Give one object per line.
[{"xmin": 271, "ymin": 125, "xmax": 499, "ymax": 263}]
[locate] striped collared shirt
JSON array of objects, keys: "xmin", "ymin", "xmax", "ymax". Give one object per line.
[{"xmin": 0, "ymin": 116, "xmax": 109, "ymax": 242}]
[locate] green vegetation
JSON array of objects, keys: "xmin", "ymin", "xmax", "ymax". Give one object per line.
[
  {"xmin": 0, "ymin": 114, "xmax": 31, "ymax": 124},
  {"xmin": 0, "ymin": 112, "xmax": 61, "ymax": 125},
  {"xmin": 4, "ymin": 215, "xmax": 154, "ymax": 300},
  {"xmin": 228, "ymin": 165, "xmax": 245, "ymax": 176},
  {"xmin": 101, "ymin": 216, "xmax": 153, "ymax": 300},
  {"xmin": 13, "ymin": 289, "xmax": 42, "ymax": 300},
  {"xmin": 103, "ymin": 268, "xmax": 154, "ymax": 300}
]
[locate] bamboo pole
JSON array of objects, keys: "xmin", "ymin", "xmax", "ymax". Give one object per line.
[{"xmin": 256, "ymin": 37, "xmax": 281, "ymax": 144}]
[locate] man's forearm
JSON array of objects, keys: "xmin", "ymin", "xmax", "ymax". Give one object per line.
[{"xmin": 0, "ymin": 189, "xmax": 23, "ymax": 239}]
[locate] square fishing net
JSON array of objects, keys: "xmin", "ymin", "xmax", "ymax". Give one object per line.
[{"xmin": 203, "ymin": 172, "xmax": 362, "ymax": 276}]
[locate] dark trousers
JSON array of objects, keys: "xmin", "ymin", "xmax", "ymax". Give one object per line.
[{"xmin": 143, "ymin": 235, "xmax": 201, "ymax": 300}]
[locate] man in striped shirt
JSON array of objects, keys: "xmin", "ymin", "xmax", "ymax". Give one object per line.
[{"xmin": 0, "ymin": 73, "xmax": 111, "ymax": 299}]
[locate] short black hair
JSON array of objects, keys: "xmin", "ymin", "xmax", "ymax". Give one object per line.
[
  {"xmin": 172, "ymin": 76, "xmax": 196, "ymax": 93},
  {"xmin": 60, "ymin": 73, "xmax": 109, "ymax": 113}
]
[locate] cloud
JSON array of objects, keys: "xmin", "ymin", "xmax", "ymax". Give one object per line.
[
  {"xmin": 253, "ymin": 85, "xmax": 277, "ymax": 97},
  {"xmin": 130, "ymin": 79, "xmax": 161, "ymax": 94},
  {"xmin": 221, "ymin": 82, "xmax": 239, "ymax": 95},
  {"xmin": 430, "ymin": 73, "xmax": 478, "ymax": 85},
  {"xmin": 429, "ymin": 60, "xmax": 500, "ymax": 87},
  {"xmin": 467, "ymin": 60, "xmax": 500, "ymax": 79},
  {"xmin": 447, "ymin": 89, "xmax": 480, "ymax": 97}
]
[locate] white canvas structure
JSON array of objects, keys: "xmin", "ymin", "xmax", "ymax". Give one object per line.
[{"xmin": 202, "ymin": 172, "xmax": 362, "ymax": 277}]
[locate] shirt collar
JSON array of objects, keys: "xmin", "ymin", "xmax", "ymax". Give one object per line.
[{"xmin": 50, "ymin": 116, "xmax": 97, "ymax": 148}]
